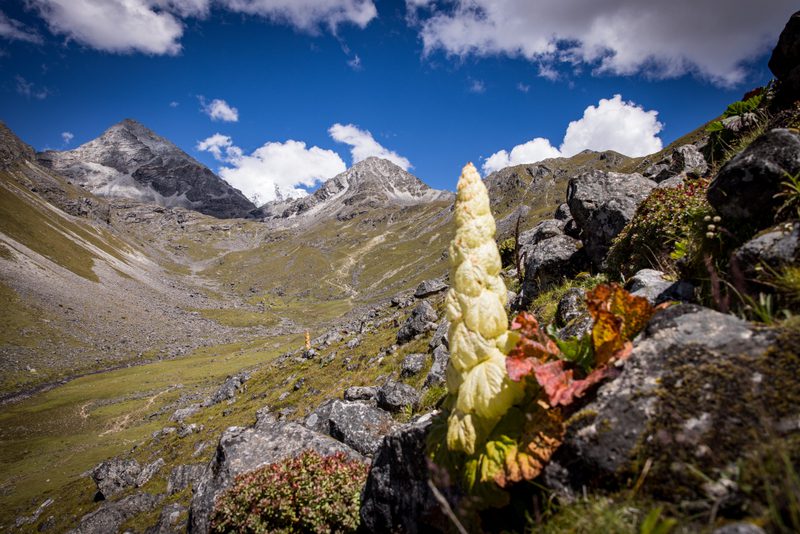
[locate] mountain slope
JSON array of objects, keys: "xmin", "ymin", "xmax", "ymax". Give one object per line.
[{"xmin": 37, "ymin": 119, "xmax": 256, "ymax": 219}]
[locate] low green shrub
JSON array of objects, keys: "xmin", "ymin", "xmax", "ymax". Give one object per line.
[{"xmin": 210, "ymin": 450, "xmax": 368, "ymax": 533}]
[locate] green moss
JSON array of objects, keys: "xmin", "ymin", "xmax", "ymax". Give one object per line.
[{"xmin": 527, "ymin": 274, "xmax": 607, "ymax": 325}]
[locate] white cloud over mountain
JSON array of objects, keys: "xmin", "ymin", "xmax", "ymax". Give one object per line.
[
  {"xmin": 482, "ymin": 94, "xmax": 663, "ymax": 174},
  {"xmin": 409, "ymin": 0, "xmax": 796, "ymax": 86},
  {"xmin": 329, "ymin": 123, "xmax": 412, "ymax": 170},
  {"xmin": 200, "ymin": 97, "xmax": 239, "ymax": 122},
  {"xmin": 197, "ymin": 133, "xmax": 346, "ymax": 204}
]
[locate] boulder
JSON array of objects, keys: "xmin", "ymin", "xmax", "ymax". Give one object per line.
[
  {"xmin": 414, "ymin": 279, "xmax": 448, "ymax": 298},
  {"xmin": 69, "ymin": 493, "xmax": 162, "ymax": 534},
  {"xmin": 518, "ymin": 219, "xmax": 566, "ymax": 253},
  {"xmin": 556, "ymin": 304, "xmax": 792, "ymax": 510},
  {"xmin": 397, "ymin": 301, "xmax": 438, "ymax": 344},
  {"xmin": 166, "ymin": 464, "xmax": 205, "ymax": 495},
  {"xmin": 328, "ymin": 400, "xmax": 399, "ymax": 457},
  {"xmin": 428, "ymin": 318, "xmax": 450, "ymax": 350},
  {"xmin": 202, "ymin": 372, "xmax": 249, "ymax": 407},
  {"xmin": 360, "ymin": 420, "xmax": 445, "ymax": 533},
  {"xmin": 424, "ymin": 345, "xmax": 450, "ymax": 389},
  {"xmin": 519, "ymin": 235, "xmax": 587, "ymax": 303},
  {"xmin": 625, "ymin": 269, "xmax": 694, "ymax": 305},
  {"xmin": 554, "ymin": 202, "xmax": 572, "ymax": 221},
  {"xmin": 377, "ymin": 380, "xmax": 420, "ymax": 413},
  {"xmin": 769, "ymin": 11, "xmax": 800, "ymax": 102},
  {"xmin": 303, "ymin": 399, "xmax": 337, "ymax": 433},
  {"xmin": 644, "ymin": 144, "xmax": 707, "ymax": 182},
  {"xmin": 189, "ymin": 413, "xmax": 364, "ymax": 533},
  {"xmin": 400, "ymin": 353, "xmax": 427, "ymax": 377},
  {"xmin": 555, "ymin": 288, "xmax": 586, "ymax": 327},
  {"xmin": 567, "ymin": 170, "xmax": 657, "ymax": 266},
  {"xmin": 90, "ymin": 458, "xmax": 142, "ymax": 500},
  {"xmin": 146, "ymin": 503, "xmax": 187, "ymax": 534},
  {"xmin": 707, "ymin": 129, "xmax": 800, "ymax": 230},
  {"xmin": 733, "ymin": 222, "xmax": 800, "ymax": 281},
  {"xmin": 343, "ymin": 386, "xmax": 379, "ymax": 402},
  {"xmin": 170, "ymin": 404, "xmax": 201, "ymax": 423}
]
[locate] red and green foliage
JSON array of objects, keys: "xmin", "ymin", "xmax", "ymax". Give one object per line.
[{"xmin": 210, "ymin": 450, "xmax": 368, "ymax": 534}]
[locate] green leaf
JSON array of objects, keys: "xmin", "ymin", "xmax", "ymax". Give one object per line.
[{"xmin": 546, "ymin": 325, "xmax": 594, "ymax": 373}]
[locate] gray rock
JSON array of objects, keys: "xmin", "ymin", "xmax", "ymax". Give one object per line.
[
  {"xmin": 344, "ymin": 386, "xmax": 379, "ymax": 402},
  {"xmin": 91, "ymin": 458, "xmax": 142, "ymax": 500},
  {"xmin": 400, "ymin": 353, "xmax": 427, "ymax": 377},
  {"xmin": 202, "ymin": 372, "xmax": 249, "ymax": 407},
  {"xmin": 166, "ymin": 464, "xmax": 205, "ymax": 495},
  {"xmin": 554, "ymin": 202, "xmax": 572, "ymax": 221},
  {"xmin": 397, "ymin": 301, "xmax": 438, "ymax": 344},
  {"xmin": 170, "ymin": 404, "xmax": 200, "ymax": 423},
  {"xmin": 428, "ymin": 317, "xmax": 450, "ymax": 350},
  {"xmin": 328, "ymin": 400, "xmax": 399, "ymax": 456},
  {"xmin": 656, "ymin": 175, "xmax": 685, "ymax": 189},
  {"xmin": 189, "ymin": 413, "xmax": 364, "ymax": 533},
  {"xmin": 560, "ymin": 305, "xmax": 773, "ymax": 490},
  {"xmin": 626, "ymin": 269, "xmax": 694, "ymax": 305},
  {"xmin": 391, "ymin": 294, "xmax": 415, "ymax": 308},
  {"xmin": 177, "ymin": 423, "xmax": 203, "ymax": 438},
  {"xmin": 423, "ymin": 345, "xmax": 450, "ymax": 389},
  {"xmin": 377, "ymin": 380, "xmax": 420, "ymax": 412},
  {"xmin": 360, "ymin": 420, "xmax": 445, "ymax": 533},
  {"xmin": 645, "ymin": 144, "xmax": 707, "ymax": 182},
  {"xmin": 414, "ymin": 278, "xmax": 448, "ymax": 298},
  {"xmin": 712, "ymin": 523, "xmax": 767, "ymax": 534},
  {"xmin": 69, "ymin": 493, "xmax": 162, "ymax": 534},
  {"xmin": 313, "ymin": 330, "xmax": 343, "ymax": 347},
  {"xmin": 769, "ymin": 11, "xmax": 800, "ymax": 102},
  {"xmin": 136, "ymin": 458, "xmax": 165, "ymax": 488},
  {"xmin": 733, "ymin": 222, "xmax": 800, "ymax": 280},
  {"xmin": 346, "ymin": 336, "xmax": 361, "ymax": 349},
  {"xmin": 567, "ymin": 170, "xmax": 657, "ymax": 266},
  {"xmin": 146, "ymin": 503, "xmax": 187, "ymax": 534},
  {"xmin": 555, "ymin": 288, "xmax": 586, "ymax": 327},
  {"xmin": 707, "ymin": 129, "xmax": 800, "ymax": 230},
  {"xmin": 558, "ymin": 313, "xmax": 594, "ymax": 340},
  {"xmin": 520, "ymin": 235, "xmax": 587, "ymax": 302},
  {"xmin": 518, "ymin": 219, "xmax": 566, "ymax": 253},
  {"xmin": 303, "ymin": 399, "xmax": 337, "ymax": 433}
]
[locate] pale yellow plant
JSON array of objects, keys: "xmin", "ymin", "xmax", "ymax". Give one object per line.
[{"xmin": 445, "ymin": 163, "xmax": 523, "ymax": 455}]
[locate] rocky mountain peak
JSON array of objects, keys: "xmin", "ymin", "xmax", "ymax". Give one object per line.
[
  {"xmin": 258, "ymin": 157, "xmax": 453, "ymax": 221},
  {"xmin": 0, "ymin": 121, "xmax": 36, "ymax": 170},
  {"xmin": 36, "ymin": 119, "xmax": 255, "ymax": 219}
]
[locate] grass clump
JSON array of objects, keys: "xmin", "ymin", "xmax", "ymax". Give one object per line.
[
  {"xmin": 210, "ymin": 450, "xmax": 368, "ymax": 534},
  {"xmin": 606, "ymin": 179, "xmax": 714, "ymax": 278},
  {"xmin": 527, "ymin": 273, "xmax": 607, "ymax": 325}
]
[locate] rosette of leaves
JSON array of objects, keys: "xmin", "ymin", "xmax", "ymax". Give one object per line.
[{"xmin": 210, "ymin": 450, "xmax": 367, "ymax": 534}]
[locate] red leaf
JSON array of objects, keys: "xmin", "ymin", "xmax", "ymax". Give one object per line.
[
  {"xmin": 532, "ymin": 359, "xmax": 614, "ymax": 407},
  {"xmin": 506, "ymin": 312, "xmax": 560, "ymax": 382}
]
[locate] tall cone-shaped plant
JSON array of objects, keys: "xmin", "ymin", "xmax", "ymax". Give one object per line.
[{"xmin": 445, "ymin": 163, "xmax": 523, "ymax": 455}]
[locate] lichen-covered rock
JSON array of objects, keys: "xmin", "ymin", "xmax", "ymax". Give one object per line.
[
  {"xmin": 90, "ymin": 458, "xmax": 142, "ymax": 500},
  {"xmin": 428, "ymin": 317, "xmax": 450, "ymax": 350},
  {"xmin": 360, "ymin": 420, "xmax": 445, "ymax": 533},
  {"xmin": 520, "ymin": 234, "xmax": 587, "ymax": 303},
  {"xmin": 733, "ymin": 222, "xmax": 800, "ymax": 280},
  {"xmin": 202, "ymin": 372, "xmax": 249, "ymax": 407},
  {"xmin": 518, "ymin": 218, "xmax": 566, "ymax": 253},
  {"xmin": 414, "ymin": 278, "xmax": 448, "ymax": 298},
  {"xmin": 424, "ymin": 345, "xmax": 450, "ymax": 389},
  {"xmin": 343, "ymin": 386, "xmax": 379, "ymax": 402},
  {"xmin": 69, "ymin": 493, "xmax": 163, "ymax": 534},
  {"xmin": 625, "ymin": 269, "xmax": 694, "ymax": 305},
  {"xmin": 303, "ymin": 399, "xmax": 337, "ymax": 433},
  {"xmin": 554, "ymin": 202, "xmax": 572, "ymax": 221},
  {"xmin": 555, "ymin": 288, "xmax": 586, "ymax": 327},
  {"xmin": 166, "ymin": 464, "xmax": 205, "ymax": 495},
  {"xmin": 555, "ymin": 304, "xmax": 800, "ymax": 513},
  {"xmin": 400, "ymin": 353, "xmax": 427, "ymax": 377},
  {"xmin": 328, "ymin": 400, "xmax": 399, "ymax": 457},
  {"xmin": 397, "ymin": 301, "xmax": 438, "ymax": 344},
  {"xmin": 188, "ymin": 413, "xmax": 364, "ymax": 533},
  {"xmin": 146, "ymin": 503, "xmax": 187, "ymax": 534},
  {"xmin": 170, "ymin": 404, "xmax": 201, "ymax": 423},
  {"xmin": 567, "ymin": 170, "xmax": 657, "ymax": 266},
  {"xmin": 377, "ymin": 380, "xmax": 420, "ymax": 413},
  {"xmin": 707, "ymin": 129, "xmax": 800, "ymax": 230},
  {"xmin": 644, "ymin": 144, "xmax": 707, "ymax": 182}
]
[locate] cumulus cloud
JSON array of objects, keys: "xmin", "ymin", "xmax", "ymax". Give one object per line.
[
  {"xmin": 197, "ymin": 133, "xmax": 346, "ymax": 204},
  {"xmin": 0, "ymin": 11, "xmax": 43, "ymax": 43},
  {"xmin": 329, "ymin": 123, "xmax": 412, "ymax": 170},
  {"xmin": 61, "ymin": 131, "xmax": 74, "ymax": 145},
  {"xmin": 482, "ymin": 94, "xmax": 662, "ymax": 174},
  {"xmin": 29, "ymin": 0, "xmax": 185, "ymax": 55},
  {"xmin": 200, "ymin": 97, "xmax": 239, "ymax": 122},
  {"xmin": 218, "ymin": 0, "xmax": 377, "ymax": 32},
  {"xmin": 409, "ymin": 0, "xmax": 797, "ymax": 86}
]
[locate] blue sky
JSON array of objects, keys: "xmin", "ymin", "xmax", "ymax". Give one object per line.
[{"xmin": 0, "ymin": 1, "xmax": 795, "ymax": 202}]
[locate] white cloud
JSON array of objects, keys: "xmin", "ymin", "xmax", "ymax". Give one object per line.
[
  {"xmin": 61, "ymin": 131, "xmax": 74, "ymax": 145},
  {"xmin": 482, "ymin": 94, "xmax": 662, "ymax": 174},
  {"xmin": 15, "ymin": 75, "xmax": 50, "ymax": 99},
  {"xmin": 200, "ymin": 97, "xmax": 239, "ymax": 122},
  {"xmin": 329, "ymin": 123, "xmax": 412, "ymax": 170},
  {"xmin": 30, "ymin": 0, "xmax": 184, "ymax": 55},
  {"xmin": 516, "ymin": 82, "xmax": 530, "ymax": 93},
  {"xmin": 0, "ymin": 11, "xmax": 43, "ymax": 43},
  {"xmin": 197, "ymin": 134, "xmax": 346, "ymax": 204},
  {"xmin": 219, "ymin": 0, "xmax": 377, "ymax": 32},
  {"xmin": 169, "ymin": 100, "xmax": 179, "ymax": 107},
  {"xmin": 468, "ymin": 78, "xmax": 485, "ymax": 93},
  {"xmin": 347, "ymin": 54, "xmax": 362, "ymax": 70},
  {"xmin": 410, "ymin": 0, "xmax": 797, "ymax": 86}
]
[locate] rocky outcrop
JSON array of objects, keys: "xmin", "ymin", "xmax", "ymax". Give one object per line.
[
  {"xmin": 625, "ymin": 269, "xmax": 694, "ymax": 305},
  {"xmin": 166, "ymin": 464, "xmax": 205, "ymax": 495},
  {"xmin": 733, "ymin": 221, "xmax": 800, "ymax": 284},
  {"xmin": 401, "ymin": 353, "xmax": 427, "ymax": 377},
  {"xmin": 769, "ymin": 11, "xmax": 800, "ymax": 103},
  {"xmin": 644, "ymin": 144, "xmax": 707, "ymax": 182},
  {"xmin": 360, "ymin": 420, "xmax": 443, "ymax": 533},
  {"xmin": 328, "ymin": 400, "xmax": 399, "ymax": 456},
  {"xmin": 397, "ymin": 301, "xmax": 438, "ymax": 344},
  {"xmin": 555, "ymin": 288, "xmax": 586, "ymax": 327},
  {"xmin": 189, "ymin": 412, "xmax": 364, "ymax": 533},
  {"xmin": 423, "ymin": 345, "xmax": 450, "ymax": 388},
  {"xmin": 567, "ymin": 170, "xmax": 657, "ymax": 266},
  {"xmin": 377, "ymin": 380, "xmax": 420, "ymax": 412},
  {"xmin": 520, "ymin": 235, "xmax": 587, "ymax": 303},
  {"xmin": 707, "ymin": 129, "xmax": 800, "ymax": 230},
  {"xmin": 70, "ymin": 493, "xmax": 163, "ymax": 534},
  {"xmin": 90, "ymin": 457, "xmax": 164, "ymax": 501},
  {"xmin": 37, "ymin": 119, "xmax": 255, "ymax": 219},
  {"xmin": 146, "ymin": 503, "xmax": 187, "ymax": 534},
  {"xmin": 428, "ymin": 318, "xmax": 450, "ymax": 351},
  {"xmin": 344, "ymin": 386, "xmax": 379, "ymax": 402},
  {"xmin": 0, "ymin": 121, "xmax": 35, "ymax": 170},
  {"xmin": 414, "ymin": 279, "xmax": 448, "ymax": 298},
  {"xmin": 202, "ymin": 372, "xmax": 249, "ymax": 407}
]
